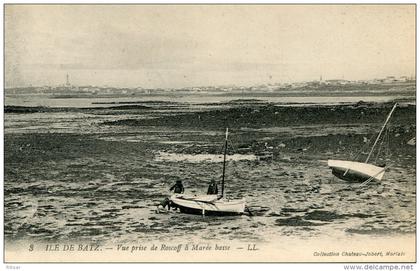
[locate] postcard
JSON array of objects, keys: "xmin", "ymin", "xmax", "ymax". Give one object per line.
[{"xmin": 4, "ymin": 4, "xmax": 416, "ymax": 263}]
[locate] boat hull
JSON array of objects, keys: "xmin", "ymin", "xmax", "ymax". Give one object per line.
[
  {"xmin": 328, "ymin": 160, "xmax": 386, "ymax": 183},
  {"xmin": 170, "ymin": 194, "xmax": 245, "ymax": 216}
]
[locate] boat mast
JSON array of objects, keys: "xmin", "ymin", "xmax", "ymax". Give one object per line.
[
  {"xmin": 221, "ymin": 128, "xmax": 228, "ymax": 198},
  {"xmin": 365, "ymin": 103, "xmax": 397, "ymax": 163}
]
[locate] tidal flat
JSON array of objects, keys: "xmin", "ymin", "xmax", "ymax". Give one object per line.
[{"xmin": 4, "ymin": 99, "xmax": 416, "ymax": 247}]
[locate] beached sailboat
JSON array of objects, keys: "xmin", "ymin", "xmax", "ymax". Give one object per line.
[
  {"xmin": 328, "ymin": 103, "xmax": 397, "ymax": 183},
  {"xmin": 170, "ymin": 128, "xmax": 246, "ymax": 216}
]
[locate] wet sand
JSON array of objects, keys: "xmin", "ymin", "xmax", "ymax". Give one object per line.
[{"xmin": 4, "ymin": 100, "xmax": 416, "ymax": 257}]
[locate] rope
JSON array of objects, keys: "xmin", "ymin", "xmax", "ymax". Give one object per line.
[
  {"xmin": 352, "ymin": 133, "xmax": 376, "ymax": 161},
  {"xmin": 374, "ymin": 127, "xmax": 388, "ymax": 164},
  {"xmin": 228, "ymin": 139, "xmax": 238, "ymax": 154},
  {"xmin": 357, "ymin": 165, "xmax": 390, "ymax": 188},
  {"xmin": 219, "ymin": 142, "xmax": 225, "ymax": 154},
  {"xmin": 385, "ymin": 127, "xmax": 392, "ymax": 160},
  {"xmin": 219, "ymin": 139, "xmax": 237, "ymax": 155},
  {"xmin": 343, "ymin": 164, "xmax": 390, "ymax": 191}
]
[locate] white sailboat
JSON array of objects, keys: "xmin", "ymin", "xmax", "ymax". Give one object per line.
[
  {"xmin": 170, "ymin": 128, "xmax": 246, "ymax": 216},
  {"xmin": 328, "ymin": 103, "xmax": 397, "ymax": 183}
]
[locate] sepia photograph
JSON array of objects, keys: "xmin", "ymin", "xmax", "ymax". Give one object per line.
[{"xmin": 3, "ymin": 4, "xmax": 416, "ymax": 263}]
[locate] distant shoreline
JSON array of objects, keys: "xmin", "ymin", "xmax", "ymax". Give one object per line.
[
  {"xmin": 4, "ymin": 90, "xmax": 416, "ymax": 100},
  {"xmin": 4, "ymin": 99, "xmax": 415, "ymax": 112}
]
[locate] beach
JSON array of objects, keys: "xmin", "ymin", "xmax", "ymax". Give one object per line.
[{"xmin": 4, "ymin": 96, "xmax": 416, "ymax": 261}]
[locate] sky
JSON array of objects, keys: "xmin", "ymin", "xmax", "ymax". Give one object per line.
[{"xmin": 5, "ymin": 5, "xmax": 416, "ymax": 88}]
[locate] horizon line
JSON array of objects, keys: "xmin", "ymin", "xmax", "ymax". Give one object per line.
[{"xmin": 5, "ymin": 74, "xmax": 416, "ymax": 90}]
